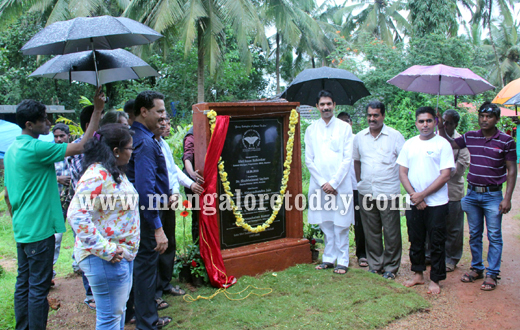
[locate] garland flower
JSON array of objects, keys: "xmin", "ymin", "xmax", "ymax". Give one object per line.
[{"xmin": 206, "ymin": 109, "xmax": 299, "ymax": 233}]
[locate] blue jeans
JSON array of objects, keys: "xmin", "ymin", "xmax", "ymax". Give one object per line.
[
  {"xmin": 15, "ymin": 235, "xmax": 55, "ymax": 330},
  {"xmin": 461, "ymin": 189, "xmax": 503, "ymax": 276},
  {"xmin": 79, "ymin": 255, "xmax": 133, "ymax": 330}
]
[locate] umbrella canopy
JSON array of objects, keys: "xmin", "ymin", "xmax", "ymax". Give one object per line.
[
  {"xmin": 492, "ymin": 78, "xmax": 520, "ymax": 104},
  {"xmin": 30, "ymin": 49, "xmax": 159, "ymax": 86},
  {"xmin": 504, "ymin": 92, "xmax": 520, "ymax": 106},
  {"xmin": 387, "ymin": 64, "xmax": 494, "ymax": 95},
  {"xmin": 281, "ymin": 67, "xmax": 370, "ymax": 106},
  {"xmin": 21, "ymin": 16, "xmax": 162, "ymax": 55}
]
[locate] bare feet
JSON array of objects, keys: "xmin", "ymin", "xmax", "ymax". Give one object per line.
[
  {"xmin": 404, "ymin": 272, "xmax": 425, "ymax": 287},
  {"xmin": 427, "ymin": 281, "xmax": 441, "ymax": 294}
]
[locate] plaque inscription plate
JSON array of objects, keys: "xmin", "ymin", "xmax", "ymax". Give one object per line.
[{"xmin": 219, "ymin": 118, "xmax": 286, "ymax": 249}]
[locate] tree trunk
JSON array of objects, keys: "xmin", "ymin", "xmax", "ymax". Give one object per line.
[
  {"xmin": 276, "ymin": 32, "xmax": 280, "ymax": 94},
  {"xmin": 197, "ymin": 22, "xmax": 205, "ymax": 103},
  {"xmin": 311, "ymin": 56, "xmax": 316, "ymax": 68},
  {"xmin": 488, "ymin": 1, "xmax": 504, "ymax": 88}
]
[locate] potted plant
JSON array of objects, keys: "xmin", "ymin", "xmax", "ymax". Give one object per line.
[
  {"xmin": 304, "ymin": 223, "xmax": 324, "ymax": 262},
  {"xmin": 189, "ymin": 251, "xmax": 209, "ymax": 287},
  {"xmin": 175, "ymin": 243, "xmax": 198, "ymax": 283}
]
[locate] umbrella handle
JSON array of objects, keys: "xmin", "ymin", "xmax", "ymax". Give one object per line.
[{"xmin": 91, "ymin": 38, "xmax": 99, "ymax": 87}]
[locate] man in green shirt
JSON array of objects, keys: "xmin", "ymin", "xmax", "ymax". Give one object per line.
[{"xmin": 4, "ymin": 88, "xmax": 104, "ymax": 330}]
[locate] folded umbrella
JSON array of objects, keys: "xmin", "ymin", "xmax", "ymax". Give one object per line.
[
  {"xmin": 30, "ymin": 49, "xmax": 159, "ymax": 86},
  {"xmin": 281, "ymin": 67, "xmax": 370, "ymax": 106},
  {"xmin": 21, "ymin": 16, "xmax": 162, "ymax": 55}
]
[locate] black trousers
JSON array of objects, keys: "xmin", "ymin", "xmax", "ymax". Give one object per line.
[
  {"xmin": 156, "ymin": 207, "xmax": 177, "ymax": 299},
  {"xmin": 406, "ymin": 203, "xmax": 448, "ymax": 283},
  {"xmin": 353, "ymin": 190, "xmax": 366, "ymax": 259},
  {"xmin": 133, "ymin": 215, "xmax": 161, "ymax": 330}
]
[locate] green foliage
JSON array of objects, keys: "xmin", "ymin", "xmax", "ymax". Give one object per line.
[
  {"xmin": 384, "ymin": 98, "xmax": 418, "ymax": 139},
  {"xmin": 408, "ymin": 0, "xmax": 459, "ymax": 37},
  {"xmin": 0, "ymin": 13, "xmax": 95, "ymax": 110},
  {"xmin": 300, "ymin": 118, "xmax": 312, "ymax": 192},
  {"xmin": 497, "ymin": 115, "xmax": 518, "ymax": 142},
  {"xmin": 55, "ymin": 116, "xmax": 83, "ymax": 137}
]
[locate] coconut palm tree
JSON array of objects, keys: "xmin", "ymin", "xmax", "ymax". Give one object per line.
[
  {"xmin": 337, "ymin": 0, "xmax": 410, "ymax": 46},
  {"xmin": 471, "ymin": 0, "xmax": 517, "ymax": 88},
  {"xmin": 0, "ymin": 0, "xmax": 126, "ymax": 27},
  {"xmin": 488, "ymin": 20, "xmax": 520, "ymax": 85},
  {"xmin": 125, "ymin": 0, "xmax": 267, "ymax": 103}
]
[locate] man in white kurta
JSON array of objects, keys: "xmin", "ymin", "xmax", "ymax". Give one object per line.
[{"xmin": 305, "ymin": 90, "xmax": 354, "ymax": 274}]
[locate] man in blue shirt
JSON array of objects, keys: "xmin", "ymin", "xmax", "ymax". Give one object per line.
[{"xmin": 127, "ymin": 90, "xmax": 171, "ymax": 329}]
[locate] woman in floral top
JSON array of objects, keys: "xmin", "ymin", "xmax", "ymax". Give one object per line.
[{"xmin": 68, "ymin": 123, "xmax": 139, "ymax": 330}]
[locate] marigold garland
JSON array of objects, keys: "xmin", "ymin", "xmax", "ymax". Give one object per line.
[{"xmin": 207, "ymin": 109, "xmax": 299, "ymax": 233}]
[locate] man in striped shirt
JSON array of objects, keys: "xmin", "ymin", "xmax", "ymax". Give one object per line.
[{"xmin": 438, "ymin": 101, "xmax": 517, "ymax": 291}]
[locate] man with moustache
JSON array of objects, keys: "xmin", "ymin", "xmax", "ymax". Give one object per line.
[
  {"xmin": 438, "ymin": 102, "xmax": 517, "ymax": 291},
  {"xmin": 397, "ymin": 106, "xmax": 454, "ymax": 294},
  {"xmin": 127, "ymin": 91, "xmax": 172, "ymax": 329},
  {"xmin": 4, "ymin": 89, "xmax": 104, "ymax": 330},
  {"xmin": 352, "ymin": 101, "xmax": 405, "ymax": 279},
  {"xmin": 305, "ymin": 90, "xmax": 354, "ymax": 275}
]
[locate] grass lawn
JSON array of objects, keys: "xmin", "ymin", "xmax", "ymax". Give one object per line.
[
  {"xmin": 0, "ymin": 195, "xmax": 428, "ymax": 329},
  {"xmin": 161, "ymin": 264, "xmax": 428, "ymax": 330}
]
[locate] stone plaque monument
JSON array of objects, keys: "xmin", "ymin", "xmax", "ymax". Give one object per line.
[{"xmin": 193, "ymin": 101, "xmax": 311, "ymax": 278}]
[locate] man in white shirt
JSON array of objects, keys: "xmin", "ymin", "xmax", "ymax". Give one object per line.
[
  {"xmin": 353, "ymin": 101, "xmax": 405, "ymax": 279},
  {"xmin": 305, "ymin": 90, "xmax": 354, "ymax": 275},
  {"xmin": 397, "ymin": 106, "xmax": 455, "ymax": 294},
  {"xmin": 155, "ymin": 118, "xmax": 204, "ymax": 304}
]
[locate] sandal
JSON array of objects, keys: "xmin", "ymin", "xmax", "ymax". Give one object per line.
[
  {"xmin": 156, "ymin": 316, "xmax": 172, "ymax": 329},
  {"xmin": 461, "ymin": 268, "xmax": 483, "ymax": 283},
  {"xmin": 358, "ymin": 258, "xmax": 368, "ymax": 267},
  {"xmin": 164, "ymin": 285, "xmax": 186, "ymax": 296},
  {"xmin": 446, "ymin": 263, "xmax": 456, "ymax": 272},
  {"xmin": 155, "ymin": 298, "xmax": 170, "ymax": 311},
  {"xmin": 333, "ymin": 265, "xmax": 348, "ymax": 275},
  {"xmin": 481, "ymin": 274, "xmax": 498, "ymax": 291},
  {"xmin": 315, "ymin": 262, "xmax": 334, "ymax": 270},
  {"xmin": 383, "ymin": 272, "xmax": 395, "ymax": 280},
  {"xmin": 84, "ymin": 298, "xmax": 96, "ymax": 310}
]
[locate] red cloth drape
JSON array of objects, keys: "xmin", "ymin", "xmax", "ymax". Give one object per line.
[{"xmin": 199, "ymin": 115, "xmax": 236, "ymax": 288}]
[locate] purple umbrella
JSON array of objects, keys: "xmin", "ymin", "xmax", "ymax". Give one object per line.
[{"xmin": 387, "ymin": 64, "xmax": 495, "ymax": 107}]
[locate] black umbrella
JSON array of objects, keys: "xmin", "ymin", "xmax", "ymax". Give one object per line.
[
  {"xmin": 21, "ymin": 16, "xmax": 162, "ymax": 55},
  {"xmin": 281, "ymin": 67, "xmax": 370, "ymax": 106},
  {"xmin": 29, "ymin": 49, "xmax": 159, "ymax": 86}
]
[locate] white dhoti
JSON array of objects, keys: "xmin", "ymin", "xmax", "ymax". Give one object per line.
[
  {"xmin": 305, "ymin": 117, "xmax": 355, "ymax": 268},
  {"xmin": 320, "ymin": 221, "xmax": 350, "ymax": 266}
]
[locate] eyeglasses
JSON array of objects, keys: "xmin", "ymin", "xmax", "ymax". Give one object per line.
[{"xmin": 122, "ymin": 147, "xmax": 135, "ymax": 151}]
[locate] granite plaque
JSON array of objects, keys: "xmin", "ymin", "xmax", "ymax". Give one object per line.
[{"xmin": 219, "ymin": 118, "xmax": 286, "ymax": 249}]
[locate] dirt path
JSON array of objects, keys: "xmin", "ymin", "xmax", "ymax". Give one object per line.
[
  {"xmin": 45, "ymin": 187, "xmax": 520, "ymax": 329},
  {"xmin": 385, "ymin": 185, "xmax": 520, "ymax": 330}
]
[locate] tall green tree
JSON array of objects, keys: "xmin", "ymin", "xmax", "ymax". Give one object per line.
[
  {"xmin": 408, "ymin": 0, "xmax": 459, "ymax": 37},
  {"xmin": 0, "ymin": 0, "xmax": 126, "ymax": 27},
  {"xmin": 471, "ymin": 0, "xmax": 517, "ymax": 88},
  {"xmin": 488, "ymin": 21, "xmax": 520, "ymax": 85},
  {"xmin": 263, "ymin": 0, "xmax": 304, "ymax": 93},
  {"xmin": 339, "ymin": 0, "xmax": 410, "ymax": 46},
  {"xmin": 125, "ymin": 0, "xmax": 267, "ymax": 103}
]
